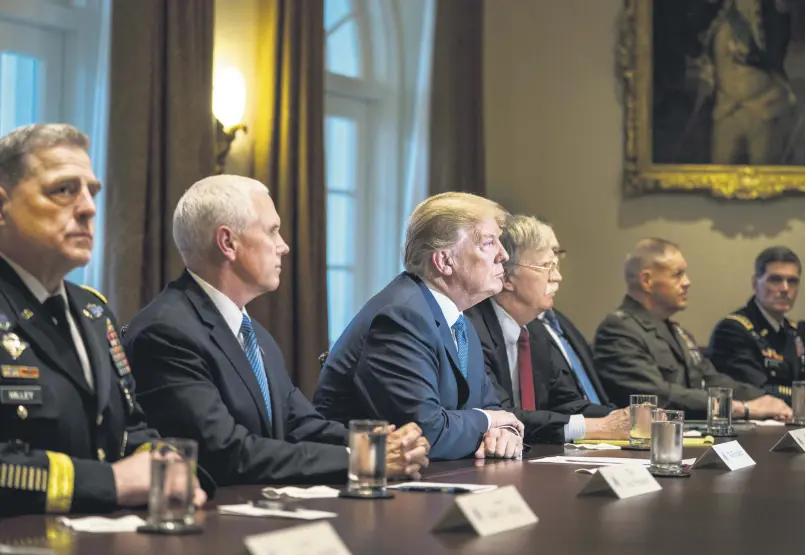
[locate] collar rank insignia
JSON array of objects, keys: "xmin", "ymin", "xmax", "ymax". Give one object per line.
[
  {"xmin": 2, "ymin": 333, "xmax": 28, "ymax": 360},
  {"xmin": 83, "ymin": 303, "xmax": 104, "ymax": 321},
  {"xmin": 0, "ymin": 314, "xmax": 10, "ymax": 332}
]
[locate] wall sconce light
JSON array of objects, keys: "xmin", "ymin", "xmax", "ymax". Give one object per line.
[{"xmin": 213, "ymin": 66, "xmax": 247, "ymax": 174}]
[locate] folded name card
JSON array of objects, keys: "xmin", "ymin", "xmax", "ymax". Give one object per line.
[
  {"xmin": 770, "ymin": 428, "xmax": 805, "ymax": 452},
  {"xmin": 578, "ymin": 464, "xmax": 661, "ymax": 499},
  {"xmin": 432, "ymin": 485, "xmax": 537, "ymax": 537},
  {"xmin": 245, "ymin": 522, "xmax": 351, "ymax": 555},
  {"xmin": 692, "ymin": 440, "xmax": 755, "ymax": 471}
]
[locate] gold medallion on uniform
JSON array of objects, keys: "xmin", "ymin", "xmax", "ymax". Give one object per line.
[{"xmin": 2, "ymin": 333, "xmax": 28, "ymax": 360}]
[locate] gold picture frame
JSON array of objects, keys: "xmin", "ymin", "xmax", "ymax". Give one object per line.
[{"xmin": 620, "ymin": 0, "xmax": 805, "ymax": 199}]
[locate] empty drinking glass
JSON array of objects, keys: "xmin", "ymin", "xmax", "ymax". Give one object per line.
[
  {"xmin": 792, "ymin": 381, "xmax": 805, "ymax": 426},
  {"xmin": 142, "ymin": 438, "xmax": 200, "ymax": 534},
  {"xmin": 629, "ymin": 394, "xmax": 658, "ymax": 448},
  {"xmin": 650, "ymin": 409, "xmax": 685, "ymax": 475},
  {"xmin": 707, "ymin": 387, "xmax": 733, "ymax": 436}
]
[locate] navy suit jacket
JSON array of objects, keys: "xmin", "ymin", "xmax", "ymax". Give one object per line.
[
  {"xmin": 313, "ymin": 273, "xmax": 501, "ymax": 460},
  {"xmin": 123, "ymin": 271, "xmax": 349, "ymax": 486}
]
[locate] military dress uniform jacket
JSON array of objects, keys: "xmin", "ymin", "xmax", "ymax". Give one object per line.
[
  {"xmin": 0, "ymin": 259, "xmax": 159, "ymax": 516},
  {"xmin": 594, "ymin": 296, "xmax": 765, "ymax": 418},
  {"xmin": 708, "ymin": 296, "xmax": 801, "ymax": 402}
]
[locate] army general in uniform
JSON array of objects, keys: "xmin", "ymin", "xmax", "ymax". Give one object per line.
[
  {"xmin": 708, "ymin": 247, "xmax": 802, "ymax": 403},
  {"xmin": 0, "ymin": 124, "xmax": 206, "ymax": 516}
]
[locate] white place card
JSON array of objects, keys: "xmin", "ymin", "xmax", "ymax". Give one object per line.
[
  {"xmin": 770, "ymin": 428, "xmax": 806, "ymax": 452},
  {"xmin": 431, "ymin": 485, "xmax": 538, "ymax": 537},
  {"xmin": 692, "ymin": 440, "xmax": 756, "ymax": 471},
  {"xmin": 245, "ymin": 522, "xmax": 351, "ymax": 555},
  {"xmin": 577, "ymin": 464, "xmax": 661, "ymax": 499}
]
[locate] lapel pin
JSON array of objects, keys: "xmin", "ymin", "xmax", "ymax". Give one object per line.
[
  {"xmin": 2, "ymin": 333, "xmax": 28, "ymax": 360},
  {"xmin": 20, "ymin": 309, "xmax": 34, "ymax": 320}
]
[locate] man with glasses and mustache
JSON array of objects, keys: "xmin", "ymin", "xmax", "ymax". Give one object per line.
[
  {"xmin": 594, "ymin": 238, "xmax": 791, "ymax": 421},
  {"xmin": 466, "ymin": 216, "xmax": 628, "ymax": 445},
  {"xmin": 708, "ymin": 247, "xmax": 803, "ymax": 403}
]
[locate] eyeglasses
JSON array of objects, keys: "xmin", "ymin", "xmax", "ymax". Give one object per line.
[{"xmin": 515, "ymin": 259, "xmax": 560, "ymax": 274}]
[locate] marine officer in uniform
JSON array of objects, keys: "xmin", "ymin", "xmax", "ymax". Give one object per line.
[
  {"xmin": 0, "ymin": 123, "xmax": 206, "ymax": 516},
  {"xmin": 594, "ymin": 238, "xmax": 792, "ymax": 421},
  {"xmin": 708, "ymin": 247, "xmax": 802, "ymax": 402}
]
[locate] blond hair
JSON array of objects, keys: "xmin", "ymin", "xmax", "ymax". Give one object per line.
[
  {"xmin": 500, "ymin": 215, "xmax": 553, "ymax": 277},
  {"xmin": 403, "ymin": 192, "xmax": 509, "ymax": 277}
]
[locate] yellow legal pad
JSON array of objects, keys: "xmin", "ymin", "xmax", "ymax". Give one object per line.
[{"xmin": 572, "ymin": 436, "xmax": 714, "ymax": 447}]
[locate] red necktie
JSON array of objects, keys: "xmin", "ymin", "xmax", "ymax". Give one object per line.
[{"xmin": 518, "ymin": 328, "xmax": 536, "ymax": 410}]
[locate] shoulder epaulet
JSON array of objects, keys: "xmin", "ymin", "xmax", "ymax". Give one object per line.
[
  {"xmin": 79, "ymin": 285, "xmax": 108, "ymax": 305},
  {"xmin": 725, "ymin": 314, "xmax": 753, "ymax": 331}
]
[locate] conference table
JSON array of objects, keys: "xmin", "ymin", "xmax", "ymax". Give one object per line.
[{"xmin": 0, "ymin": 426, "xmax": 802, "ymax": 554}]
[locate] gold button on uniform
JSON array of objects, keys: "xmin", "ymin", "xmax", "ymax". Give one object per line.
[
  {"xmin": 97, "ymin": 448, "xmax": 106, "ymax": 461},
  {"xmin": 96, "ymin": 414, "xmax": 103, "ymax": 426},
  {"xmin": 16, "ymin": 406, "xmax": 27, "ymax": 420},
  {"xmin": 770, "ymin": 371, "xmax": 777, "ymax": 377}
]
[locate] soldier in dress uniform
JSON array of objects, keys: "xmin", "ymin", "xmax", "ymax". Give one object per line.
[
  {"xmin": 593, "ymin": 238, "xmax": 792, "ymax": 421},
  {"xmin": 0, "ymin": 123, "xmax": 206, "ymax": 516},
  {"xmin": 708, "ymin": 247, "xmax": 802, "ymax": 403}
]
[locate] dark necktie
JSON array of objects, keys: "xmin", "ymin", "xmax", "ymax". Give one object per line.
[
  {"xmin": 451, "ymin": 315, "xmax": 469, "ymax": 379},
  {"xmin": 240, "ymin": 314, "xmax": 272, "ymax": 422},
  {"xmin": 43, "ymin": 295, "xmax": 72, "ymax": 341},
  {"xmin": 544, "ymin": 310, "xmax": 601, "ymax": 404},
  {"xmin": 518, "ymin": 328, "xmax": 536, "ymax": 410}
]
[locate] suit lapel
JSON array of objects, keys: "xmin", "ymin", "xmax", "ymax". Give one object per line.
[
  {"xmin": 416, "ymin": 280, "xmax": 464, "ymax": 378},
  {"xmin": 0, "ymin": 260, "xmax": 91, "ymax": 397},
  {"xmin": 259, "ymin": 340, "xmax": 285, "ymax": 439},
  {"xmin": 181, "ymin": 272, "xmax": 273, "ymax": 435},
  {"xmin": 477, "ymin": 299, "xmax": 513, "ymax": 395},
  {"xmin": 67, "ymin": 288, "xmax": 111, "ymax": 415}
]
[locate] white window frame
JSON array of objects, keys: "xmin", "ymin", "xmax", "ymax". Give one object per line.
[
  {"xmin": 0, "ymin": 0, "xmax": 110, "ymax": 288},
  {"xmin": 325, "ymin": 0, "xmax": 402, "ymax": 342}
]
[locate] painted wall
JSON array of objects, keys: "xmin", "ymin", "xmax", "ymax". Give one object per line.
[{"xmin": 484, "ymin": 0, "xmax": 805, "ymax": 342}]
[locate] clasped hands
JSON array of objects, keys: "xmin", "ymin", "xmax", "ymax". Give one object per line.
[{"xmin": 474, "ymin": 410, "xmax": 525, "ymax": 459}]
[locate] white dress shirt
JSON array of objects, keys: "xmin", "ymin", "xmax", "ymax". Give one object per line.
[
  {"xmin": 494, "ymin": 302, "xmax": 586, "ymax": 441},
  {"xmin": 426, "ymin": 287, "xmax": 491, "ymax": 431},
  {"xmin": 188, "ymin": 270, "xmax": 248, "ymax": 345},
  {"xmin": 2, "ymin": 255, "xmax": 93, "ymax": 390}
]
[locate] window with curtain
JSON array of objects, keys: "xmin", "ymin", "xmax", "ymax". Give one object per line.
[
  {"xmin": 0, "ymin": 0, "xmax": 111, "ymax": 289},
  {"xmin": 324, "ymin": 0, "xmax": 435, "ymax": 345}
]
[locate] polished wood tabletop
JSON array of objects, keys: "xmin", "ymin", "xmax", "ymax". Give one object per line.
[{"xmin": 0, "ymin": 426, "xmax": 802, "ymax": 554}]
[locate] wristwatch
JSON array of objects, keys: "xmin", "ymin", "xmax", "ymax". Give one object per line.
[{"xmin": 743, "ymin": 401, "xmax": 751, "ymax": 421}]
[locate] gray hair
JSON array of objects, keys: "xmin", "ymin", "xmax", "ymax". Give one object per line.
[
  {"xmin": 500, "ymin": 215, "xmax": 552, "ymax": 277},
  {"xmin": 0, "ymin": 124, "xmax": 89, "ymax": 190},
  {"xmin": 624, "ymin": 238, "xmax": 680, "ymax": 289},
  {"xmin": 173, "ymin": 175, "xmax": 268, "ymax": 267},
  {"xmin": 403, "ymin": 192, "xmax": 509, "ymax": 278}
]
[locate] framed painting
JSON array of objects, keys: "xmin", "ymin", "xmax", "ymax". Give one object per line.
[{"xmin": 620, "ymin": 0, "xmax": 805, "ymax": 199}]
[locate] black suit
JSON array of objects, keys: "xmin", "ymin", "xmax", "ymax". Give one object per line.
[
  {"xmin": 123, "ymin": 271, "xmax": 349, "ymax": 486},
  {"xmin": 530, "ymin": 309, "xmax": 613, "ymax": 407},
  {"xmin": 0, "ymin": 258, "xmax": 159, "ymax": 516},
  {"xmin": 465, "ymin": 299, "xmax": 611, "ymax": 445}
]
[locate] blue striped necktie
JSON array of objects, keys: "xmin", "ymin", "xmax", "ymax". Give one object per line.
[
  {"xmin": 240, "ymin": 314, "xmax": 272, "ymax": 421},
  {"xmin": 452, "ymin": 315, "xmax": 469, "ymax": 379},
  {"xmin": 544, "ymin": 310, "xmax": 601, "ymax": 404}
]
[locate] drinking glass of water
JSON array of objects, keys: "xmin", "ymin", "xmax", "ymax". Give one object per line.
[
  {"xmin": 650, "ymin": 409, "xmax": 685, "ymax": 476},
  {"xmin": 792, "ymin": 381, "xmax": 805, "ymax": 426},
  {"xmin": 629, "ymin": 394, "xmax": 658, "ymax": 449},
  {"xmin": 344, "ymin": 420, "xmax": 391, "ymax": 498},
  {"xmin": 141, "ymin": 438, "xmax": 200, "ymax": 534},
  {"xmin": 707, "ymin": 387, "xmax": 733, "ymax": 436}
]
